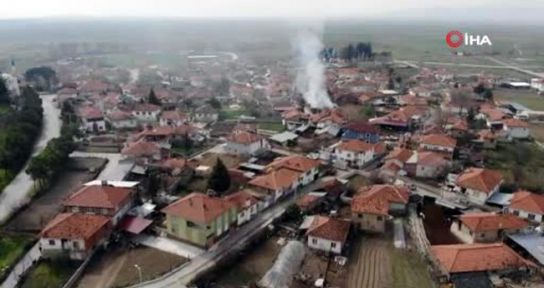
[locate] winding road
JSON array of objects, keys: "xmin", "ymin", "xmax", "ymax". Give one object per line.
[{"xmin": 0, "ymin": 95, "xmax": 61, "ymax": 223}]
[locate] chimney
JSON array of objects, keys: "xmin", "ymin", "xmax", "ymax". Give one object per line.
[{"xmin": 101, "ymin": 180, "xmax": 108, "ymax": 186}]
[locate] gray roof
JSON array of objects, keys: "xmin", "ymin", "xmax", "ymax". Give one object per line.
[
  {"xmin": 508, "ymin": 233, "xmax": 544, "ymax": 266},
  {"xmin": 485, "ymin": 192, "xmax": 514, "ymax": 207},
  {"xmin": 270, "ymin": 131, "xmax": 298, "ymax": 143}
]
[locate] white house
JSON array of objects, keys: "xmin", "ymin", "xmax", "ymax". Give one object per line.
[
  {"xmin": 502, "ymin": 118, "xmax": 530, "ymax": 139},
  {"xmin": 107, "ymin": 110, "xmax": 138, "ymax": 129},
  {"xmin": 40, "ymin": 213, "xmax": 112, "ymax": 260},
  {"xmin": 456, "ymin": 168, "xmax": 503, "ymax": 205},
  {"xmin": 306, "ymin": 216, "xmax": 350, "ymax": 254},
  {"xmin": 418, "ymin": 134, "xmax": 457, "ymax": 157},
  {"xmin": 405, "ymin": 151, "xmax": 449, "ymax": 179},
  {"xmin": 159, "ymin": 110, "xmax": 188, "ymax": 127},
  {"xmin": 79, "ymin": 106, "xmax": 106, "ymax": 133},
  {"xmin": 333, "ymin": 139, "xmax": 385, "ymax": 169},
  {"xmin": 267, "ymin": 155, "xmax": 321, "ymax": 186},
  {"xmin": 224, "ymin": 130, "xmax": 270, "ymax": 156},
  {"xmin": 225, "ymin": 190, "xmax": 260, "ymax": 226},
  {"xmin": 507, "ymin": 190, "xmax": 544, "ymax": 223},
  {"xmin": 193, "ymin": 105, "xmax": 218, "ymax": 123},
  {"xmin": 249, "ymin": 168, "xmax": 302, "ymax": 202},
  {"xmin": 450, "ymin": 212, "xmax": 528, "ymax": 244},
  {"xmin": 132, "ymin": 103, "xmax": 161, "ymax": 123}
]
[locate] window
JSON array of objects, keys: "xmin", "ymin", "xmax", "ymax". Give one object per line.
[
  {"xmin": 480, "ymin": 233, "xmax": 485, "ymax": 238},
  {"xmin": 358, "ymin": 214, "xmax": 363, "ymax": 219},
  {"xmin": 73, "ymin": 242, "xmax": 79, "ymax": 249},
  {"xmin": 187, "ymin": 221, "xmax": 196, "ymax": 228},
  {"xmin": 312, "ymin": 238, "xmax": 317, "ymax": 244},
  {"xmin": 331, "ymin": 242, "xmax": 337, "ymax": 248},
  {"xmin": 48, "ymin": 239, "xmax": 56, "ymax": 245},
  {"xmin": 513, "ymin": 210, "xmax": 520, "ymax": 216},
  {"xmin": 529, "ymin": 214, "xmax": 536, "ymax": 220},
  {"xmin": 377, "ymin": 216, "xmax": 383, "ymax": 221}
]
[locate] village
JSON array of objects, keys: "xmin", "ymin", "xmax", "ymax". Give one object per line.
[{"xmin": 1, "ymin": 37, "xmax": 544, "ymax": 288}]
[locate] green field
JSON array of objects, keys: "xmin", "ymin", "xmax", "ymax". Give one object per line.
[
  {"xmin": 0, "ymin": 234, "xmax": 34, "ymax": 280},
  {"xmin": 389, "ymin": 245, "xmax": 436, "ymax": 288},
  {"xmin": 495, "ymin": 88, "xmax": 544, "ymax": 111},
  {"xmin": 20, "ymin": 260, "xmax": 76, "ymax": 288},
  {"xmin": 257, "ymin": 122, "xmax": 285, "ymax": 132}
]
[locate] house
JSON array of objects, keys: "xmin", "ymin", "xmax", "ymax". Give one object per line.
[
  {"xmin": 332, "ymin": 139, "xmax": 386, "ymax": 169},
  {"xmin": 450, "ymin": 212, "xmax": 528, "ymax": 244},
  {"xmin": 266, "ymin": 155, "xmax": 320, "ymax": 186},
  {"xmin": 248, "ymin": 168, "xmax": 301, "ymax": 204},
  {"xmin": 224, "ymin": 130, "xmax": 270, "ymax": 156},
  {"xmin": 132, "ymin": 103, "xmax": 161, "ymax": 123},
  {"xmin": 306, "ymin": 216, "xmax": 351, "ymax": 254},
  {"xmin": 193, "ymin": 105, "xmax": 219, "ymax": 123},
  {"xmin": 341, "ymin": 121, "xmax": 380, "ymax": 143},
  {"xmin": 40, "ymin": 213, "xmax": 112, "ymax": 260},
  {"xmin": 506, "ymin": 190, "xmax": 544, "ymax": 223},
  {"xmin": 502, "ymin": 118, "xmax": 530, "ymax": 139},
  {"xmin": 106, "ymin": 110, "xmax": 138, "ymax": 130},
  {"xmin": 431, "ymin": 243, "xmax": 534, "ymax": 278},
  {"xmin": 161, "ymin": 193, "xmax": 237, "ymax": 248},
  {"xmin": 405, "ymin": 151, "xmax": 449, "ymax": 179},
  {"xmin": 63, "ymin": 182, "xmax": 134, "ymax": 225},
  {"xmin": 281, "ymin": 108, "xmax": 308, "ymax": 131},
  {"xmin": 297, "ymin": 192, "xmax": 327, "ymax": 212},
  {"xmin": 351, "ymin": 185, "xmax": 409, "ymax": 233},
  {"xmin": 380, "ymin": 147, "xmax": 414, "ymax": 178},
  {"xmin": 224, "ymin": 190, "xmax": 260, "ymax": 226},
  {"xmin": 370, "ymin": 106, "xmax": 427, "ymax": 131},
  {"xmin": 121, "ymin": 140, "xmax": 163, "ymax": 162},
  {"xmin": 418, "ymin": 134, "xmax": 457, "ymax": 158},
  {"xmin": 160, "ymin": 110, "xmax": 189, "ymax": 127},
  {"xmin": 456, "ymin": 168, "xmax": 503, "ymax": 205},
  {"xmin": 472, "ymin": 129, "xmax": 499, "ymax": 149},
  {"xmin": 79, "ymin": 106, "xmax": 106, "ymax": 133}
]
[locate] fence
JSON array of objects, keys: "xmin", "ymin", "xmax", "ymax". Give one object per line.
[{"xmin": 61, "ymin": 250, "xmax": 96, "ymax": 288}]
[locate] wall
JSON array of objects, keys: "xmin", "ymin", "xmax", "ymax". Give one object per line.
[
  {"xmin": 352, "ymin": 213, "xmax": 386, "ymax": 233},
  {"xmin": 307, "ymin": 236, "xmax": 342, "ymax": 254},
  {"xmin": 507, "ymin": 208, "xmax": 544, "ymax": 223}
]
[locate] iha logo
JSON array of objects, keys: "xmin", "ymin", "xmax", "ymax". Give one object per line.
[{"xmin": 445, "ymin": 30, "xmax": 492, "ymax": 48}]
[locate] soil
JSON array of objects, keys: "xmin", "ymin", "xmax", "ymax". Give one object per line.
[{"xmin": 347, "ymin": 235, "xmax": 392, "ymax": 288}]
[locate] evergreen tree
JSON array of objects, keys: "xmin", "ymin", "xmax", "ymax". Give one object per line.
[
  {"xmin": 148, "ymin": 88, "xmax": 161, "ymax": 106},
  {"xmin": 0, "ymin": 77, "xmax": 9, "ymax": 104},
  {"xmin": 207, "ymin": 159, "xmax": 231, "ymax": 194}
]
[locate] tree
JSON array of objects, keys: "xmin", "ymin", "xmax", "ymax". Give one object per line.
[
  {"xmin": 207, "ymin": 97, "xmax": 222, "ymax": 110},
  {"xmin": 0, "ymin": 77, "xmax": 10, "ymax": 104},
  {"xmin": 148, "ymin": 88, "xmax": 161, "ymax": 106},
  {"xmin": 360, "ymin": 105, "xmax": 375, "ymax": 118},
  {"xmin": 207, "ymin": 159, "xmax": 231, "ymax": 194},
  {"xmin": 24, "ymin": 66, "xmax": 57, "ymax": 92}
]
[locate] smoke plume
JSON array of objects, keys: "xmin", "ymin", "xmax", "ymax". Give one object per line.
[{"xmin": 294, "ymin": 29, "xmax": 334, "ymax": 109}]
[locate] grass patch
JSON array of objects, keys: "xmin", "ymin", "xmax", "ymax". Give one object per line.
[
  {"xmin": 494, "ymin": 88, "xmax": 544, "ymax": 111},
  {"xmin": 484, "ymin": 142, "xmax": 544, "ymax": 192},
  {"xmin": 20, "ymin": 259, "xmax": 77, "ymax": 288},
  {"xmin": 0, "ymin": 234, "xmax": 33, "ymax": 279},
  {"xmin": 257, "ymin": 122, "xmax": 285, "ymax": 132},
  {"xmin": 220, "ymin": 107, "xmax": 248, "ymax": 120},
  {"xmin": 348, "ymin": 175, "xmax": 371, "ymax": 193},
  {"xmin": 0, "ymin": 104, "xmax": 11, "ymax": 115},
  {"xmin": 529, "ymin": 123, "xmax": 544, "ymax": 143},
  {"xmin": 389, "ymin": 245, "xmax": 435, "ymax": 288}
]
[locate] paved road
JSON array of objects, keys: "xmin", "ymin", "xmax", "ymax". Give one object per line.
[
  {"xmin": 486, "ymin": 57, "xmax": 544, "ymax": 78},
  {"xmin": 133, "ymin": 235, "xmax": 205, "ymax": 259},
  {"xmin": 130, "ymin": 180, "xmax": 323, "ymax": 288},
  {"xmin": 0, "ymin": 95, "xmax": 61, "ymax": 223},
  {"xmin": 69, "ymin": 152, "xmax": 133, "ymax": 181},
  {"xmin": 2, "ymin": 243, "xmax": 41, "ymax": 288}
]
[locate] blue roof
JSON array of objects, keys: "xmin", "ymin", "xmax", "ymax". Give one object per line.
[{"xmin": 508, "ymin": 233, "xmax": 544, "ymax": 266}]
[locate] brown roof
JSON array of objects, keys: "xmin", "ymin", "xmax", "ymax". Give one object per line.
[
  {"xmin": 267, "ymin": 155, "xmax": 320, "ymax": 173},
  {"xmin": 224, "ymin": 190, "xmax": 259, "ymax": 209},
  {"xmin": 431, "ymin": 243, "xmax": 533, "ymax": 274},
  {"xmin": 459, "ymin": 212, "xmax": 528, "ymax": 232},
  {"xmin": 351, "ymin": 185, "xmax": 409, "ymax": 215},
  {"xmin": 456, "ymin": 168, "xmax": 503, "ymax": 194},
  {"xmin": 249, "ymin": 168, "xmax": 301, "ymax": 191},
  {"xmin": 134, "ymin": 103, "xmax": 161, "ymax": 112},
  {"xmin": 509, "ymin": 190, "xmax": 544, "ymax": 215},
  {"xmin": 41, "ymin": 213, "xmax": 110, "ymax": 240},
  {"xmin": 64, "ymin": 184, "xmax": 133, "ymax": 209},
  {"xmin": 416, "ymin": 151, "xmax": 448, "ymax": 167},
  {"xmin": 306, "ymin": 216, "xmax": 351, "ymax": 243},
  {"xmin": 337, "ymin": 140, "xmax": 385, "ymax": 154},
  {"xmin": 121, "ymin": 140, "xmax": 161, "ymax": 157},
  {"xmin": 226, "ymin": 130, "xmax": 263, "ymax": 145},
  {"xmin": 503, "ymin": 118, "xmax": 529, "ymax": 128},
  {"xmin": 162, "ymin": 193, "xmax": 233, "ymax": 224},
  {"xmin": 343, "ymin": 121, "xmax": 378, "ymax": 134},
  {"xmin": 160, "ymin": 110, "xmax": 188, "ymax": 121},
  {"xmin": 159, "ymin": 158, "xmax": 187, "ymax": 171},
  {"xmin": 419, "ymin": 134, "xmax": 457, "ymax": 148},
  {"xmin": 385, "ymin": 148, "xmax": 414, "ymax": 163}
]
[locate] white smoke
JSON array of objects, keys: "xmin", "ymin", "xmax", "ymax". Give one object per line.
[{"xmin": 294, "ymin": 29, "xmax": 334, "ymax": 109}]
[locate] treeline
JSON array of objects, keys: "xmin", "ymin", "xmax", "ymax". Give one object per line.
[
  {"xmin": 26, "ymin": 102, "xmax": 78, "ymax": 189},
  {"xmin": 0, "ymin": 86, "xmax": 43, "ymax": 178},
  {"xmin": 321, "ymin": 42, "xmax": 373, "ymax": 62}
]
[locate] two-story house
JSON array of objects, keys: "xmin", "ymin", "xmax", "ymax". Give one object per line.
[
  {"xmin": 162, "ymin": 193, "xmax": 237, "ymax": 248},
  {"xmin": 132, "ymin": 103, "xmax": 161, "ymax": 123},
  {"xmin": 333, "ymin": 139, "xmax": 386, "ymax": 169},
  {"xmin": 455, "ymin": 168, "xmax": 503, "ymax": 205},
  {"xmin": 506, "ymin": 190, "xmax": 544, "ymax": 223},
  {"xmin": 450, "ymin": 212, "xmax": 528, "ymax": 244},
  {"xmin": 224, "ymin": 130, "xmax": 270, "ymax": 156},
  {"xmin": 418, "ymin": 133, "xmax": 457, "ymax": 159},
  {"xmin": 224, "ymin": 190, "xmax": 260, "ymax": 226},
  {"xmin": 341, "ymin": 121, "xmax": 380, "ymax": 143}
]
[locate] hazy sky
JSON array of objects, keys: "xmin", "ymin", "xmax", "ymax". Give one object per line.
[{"xmin": 2, "ymin": 0, "xmax": 543, "ymax": 23}]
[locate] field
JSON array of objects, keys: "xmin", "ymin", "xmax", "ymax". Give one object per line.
[
  {"xmin": 348, "ymin": 235, "xmax": 435, "ymax": 288},
  {"xmin": 530, "ymin": 123, "xmax": 544, "ymax": 142},
  {"xmin": 78, "ymin": 247, "xmax": 187, "ymax": 288},
  {"xmin": 494, "ymin": 88, "xmax": 544, "ymax": 111},
  {"xmin": 257, "ymin": 122, "xmax": 285, "ymax": 132},
  {"xmin": 0, "ymin": 234, "xmax": 34, "ymax": 279},
  {"xmin": 20, "ymin": 259, "xmax": 77, "ymax": 288}
]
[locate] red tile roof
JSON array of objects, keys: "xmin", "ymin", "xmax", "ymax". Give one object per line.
[
  {"xmin": 121, "ymin": 140, "xmax": 161, "ymax": 158},
  {"xmin": 456, "ymin": 168, "xmax": 503, "ymax": 194},
  {"xmin": 224, "ymin": 190, "xmax": 259, "ymax": 209},
  {"xmin": 64, "ymin": 184, "xmax": 133, "ymax": 209},
  {"xmin": 385, "ymin": 148, "xmax": 414, "ymax": 163},
  {"xmin": 249, "ymin": 168, "xmax": 301, "ymax": 191},
  {"xmin": 306, "ymin": 216, "xmax": 351, "ymax": 243},
  {"xmin": 160, "ymin": 110, "xmax": 188, "ymax": 122},
  {"xmin": 351, "ymin": 185, "xmax": 409, "ymax": 215},
  {"xmin": 431, "ymin": 243, "xmax": 534, "ymax": 274},
  {"xmin": 416, "ymin": 151, "xmax": 448, "ymax": 167},
  {"xmin": 343, "ymin": 121, "xmax": 378, "ymax": 134},
  {"xmin": 41, "ymin": 213, "xmax": 110, "ymax": 240},
  {"xmin": 459, "ymin": 212, "xmax": 528, "ymax": 232},
  {"xmin": 337, "ymin": 140, "xmax": 385, "ymax": 154},
  {"xmin": 267, "ymin": 155, "xmax": 320, "ymax": 173},
  {"xmin": 503, "ymin": 118, "xmax": 529, "ymax": 128},
  {"xmin": 162, "ymin": 193, "xmax": 233, "ymax": 224},
  {"xmin": 419, "ymin": 134, "xmax": 457, "ymax": 148},
  {"xmin": 509, "ymin": 190, "xmax": 544, "ymax": 215}
]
